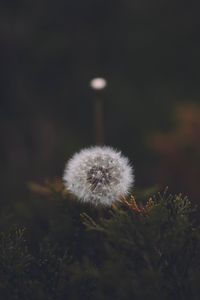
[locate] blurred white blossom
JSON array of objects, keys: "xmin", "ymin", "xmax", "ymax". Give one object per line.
[{"xmin": 63, "ymin": 146, "xmax": 134, "ymax": 205}]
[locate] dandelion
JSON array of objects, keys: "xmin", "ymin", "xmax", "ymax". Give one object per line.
[{"xmin": 63, "ymin": 146, "xmax": 134, "ymax": 205}]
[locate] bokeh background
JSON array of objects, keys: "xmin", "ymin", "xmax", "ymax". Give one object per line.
[{"xmin": 1, "ymin": 0, "xmax": 200, "ymax": 204}]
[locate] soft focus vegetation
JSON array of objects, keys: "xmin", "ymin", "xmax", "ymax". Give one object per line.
[{"xmin": 0, "ymin": 186, "xmax": 199, "ymax": 300}]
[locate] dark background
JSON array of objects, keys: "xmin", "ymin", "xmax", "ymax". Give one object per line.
[{"xmin": 0, "ymin": 0, "xmax": 200, "ymax": 203}]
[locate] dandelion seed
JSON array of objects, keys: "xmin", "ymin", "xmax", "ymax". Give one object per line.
[{"xmin": 63, "ymin": 146, "xmax": 134, "ymax": 205}]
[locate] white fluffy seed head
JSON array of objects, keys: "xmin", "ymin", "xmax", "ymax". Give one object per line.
[{"xmin": 63, "ymin": 146, "xmax": 134, "ymax": 206}]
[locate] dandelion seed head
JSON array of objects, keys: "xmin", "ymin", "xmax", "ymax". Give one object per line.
[
  {"xmin": 90, "ymin": 78, "xmax": 107, "ymax": 90},
  {"xmin": 63, "ymin": 146, "xmax": 134, "ymax": 205}
]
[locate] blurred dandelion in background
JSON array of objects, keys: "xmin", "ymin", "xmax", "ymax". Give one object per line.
[
  {"xmin": 90, "ymin": 77, "xmax": 107, "ymax": 145},
  {"xmin": 90, "ymin": 78, "xmax": 107, "ymax": 90}
]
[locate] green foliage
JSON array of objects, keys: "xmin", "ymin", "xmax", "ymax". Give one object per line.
[
  {"xmin": 0, "ymin": 227, "xmax": 32, "ymax": 299},
  {"xmin": 83, "ymin": 191, "xmax": 200, "ymax": 300},
  {"xmin": 0, "ymin": 189, "xmax": 199, "ymax": 300}
]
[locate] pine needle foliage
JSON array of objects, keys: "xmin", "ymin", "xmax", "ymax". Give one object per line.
[
  {"xmin": 0, "ymin": 185, "xmax": 199, "ymax": 300},
  {"xmin": 82, "ymin": 190, "xmax": 200, "ymax": 300}
]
